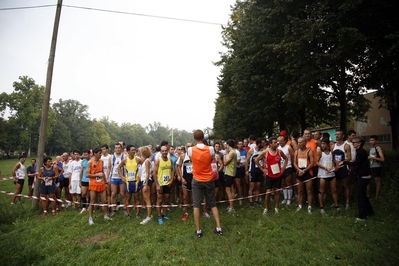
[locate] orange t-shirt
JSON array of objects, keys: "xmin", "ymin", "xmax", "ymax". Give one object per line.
[
  {"xmin": 191, "ymin": 145, "xmax": 213, "ymax": 182},
  {"xmin": 306, "ymin": 138, "xmax": 317, "ymax": 166}
]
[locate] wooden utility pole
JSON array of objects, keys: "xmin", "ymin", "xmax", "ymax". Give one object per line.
[{"xmin": 33, "ymin": 0, "xmax": 63, "ymax": 208}]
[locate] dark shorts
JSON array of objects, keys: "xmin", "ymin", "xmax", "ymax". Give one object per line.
[
  {"xmin": 371, "ymin": 167, "xmax": 382, "ymax": 177},
  {"xmin": 225, "ymin": 175, "xmax": 234, "ymax": 187},
  {"xmin": 312, "ymin": 166, "xmax": 318, "ymax": 177},
  {"xmin": 40, "ymin": 183, "xmax": 56, "ymax": 195},
  {"xmin": 218, "ymin": 172, "xmax": 225, "ymax": 184},
  {"xmin": 249, "ymin": 171, "xmax": 263, "ymax": 183},
  {"xmin": 14, "ymin": 179, "xmax": 25, "ymax": 186},
  {"xmin": 320, "ymin": 176, "xmax": 335, "ymax": 183},
  {"xmin": 159, "ymin": 185, "xmax": 171, "ymax": 194},
  {"xmin": 297, "ymin": 171, "xmax": 312, "ymax": 182},
  {"xmin": 192, "ymin": 178, "xmax": 216, "ymax": 208},
  {"xmin": 265, "ymin": 176, "xmax": 282, "ymax": 190},
  {"xmin": 182, "ymin": 175, "xmax": 193, "ymax": 191},
  {"xmin": 28, "ymin": 177, "xmax": 35, "ymax": 186},
  {"xmin": 60, "ymin": 178, "xmax": 70, "ymax": 188},
  {"xmin": 81, "ymin": 181, "xmax": 89, "ymax": 187},
  {"xmin": 335, "ymin": 167, "xmax": 349, "ymax": 180},
  {"xmin": 281, "ymin": 168, "xmax": 294, "ymax": 179},
  {"xmin": 125, "ymin": 180, "xmax": 143, "ymax": 193},
  {"xmin": 214, "ymin": 179, "xmax": 220, "ymax": 188},
  {"xmin": 235, "ymin": 167, "xmax": 245, "ymax": 178}
]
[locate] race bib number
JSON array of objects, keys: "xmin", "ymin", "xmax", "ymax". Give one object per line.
[
  {"xmin": 186, "ymin": 165, "xmax": 193, "ymax": 174},
  {"xmin": 163, "ymin": 174, "xmax": 170, "ymax": 183},
  {"xmin": 96, "ymin": 177, "xmax": 103, "ymax": 183},
  {"xmin": 298, "ymin": 158, "xmax": 307, "ymax": 169},
  {"xmin": 325, "ymin": 161, "xmax": 332, "ymax": 170},
  {"xmin": 271, "ymin": 163, "xmax": 280, "ymax": 175},
  {"xmin": 45, "ymin": 178, "xmax": 52, "ymax": 186},
  {"xmin": 211, "ymin": 163, "xmax": 217, "ymax": 172},
  {"xmin": 335, "ymin": 155, "xmax": 343, "ymax": 162},
  {"xmin": 128, "ymin": 171, "xmax": 136, "ymax": 181}
]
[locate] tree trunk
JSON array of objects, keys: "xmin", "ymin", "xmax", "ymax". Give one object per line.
[{"xmin": 389, "ymin": 108, "xmax": 399, "ymax": 150}]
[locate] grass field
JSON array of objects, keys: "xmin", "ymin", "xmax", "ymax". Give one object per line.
[{"xmin": 1, "ymin": 158, "xmax": 399, "ymax": 265}]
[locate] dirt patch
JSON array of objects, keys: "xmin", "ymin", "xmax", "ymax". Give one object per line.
[{"xmin": 79, "ymin": 233, "xmax": 119, "ymax": 245}]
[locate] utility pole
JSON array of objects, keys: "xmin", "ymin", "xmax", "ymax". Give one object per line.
[{"xmin": 33, "ymin": 0, "xmax": 63, "ymax": 208}]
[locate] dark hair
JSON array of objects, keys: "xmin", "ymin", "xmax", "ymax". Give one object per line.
[
  {"xmin": 82, "ymin": 149, "xmax": 90, "ymax": 154},
  {"xmin": 160, "ymin": 140, "xmax": 169, "ymax": 147},
  {"xmin": 336, "ymin": 128, "xmax": 345, "ymax": 135},
  {"xmin": 320, "ymin": 137, "xmax": 330, "ymax": 145},
  {"xmin": 226, "ymin": 139, "xmax": 236, "ymax": 148},
  {"xmin": 101, "ymin": 144, "xmax": 109, "ymax": 149},
  {"xmin": 44, "ymin": 156, "xmax": 52, "ymax": 163},
  {"xmin": 18, "ymin": 155, "xmax": 26, "ymax": 159},
  {"xmin": 126, "ymin": 144, "xmax": 136, "ymax": 151},
  {"xmin": 256, "ymin": 137, "xmax": 263, "ymax": 146},
  {"xmin": 249, "ymin": 134, "xmax": 257, "ymax": 141},
  {"xmin": 347, "ymin": 130, "xmax": 356, "ymax": 136},
  {"xmin": 93, "ymin": 147, "xmax": 102, "ymax": 154},
  {"xmin": 268, "ymin": 137, "xmax": 278, "ymax": 143},
  {"xmin": 155, "ymin": 145, "xmax": 161, "ymax": 152},
  {"xmin": 290, "ymin": 130, "xmax": 299, "ymax": 139},
  {"xmin": 370, "ymin": 135, "xmax": 378, "ymax": 141},
  {"xmin": 72, "ymin": 149, "xmax": 80, "ymax": 155},
  {"xmin": 322, "ymin": 132, "xmax": 330, "ymax": 139}
]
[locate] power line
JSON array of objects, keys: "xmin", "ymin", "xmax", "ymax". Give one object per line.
[
  {"xmin": 0, "ymin": 4, "xmax": 56, "ymax": 11},
  {"xmin": 63, "ymin": 5, "xmax": 224, "ymax": 26},
  {"xmin": 0, "ymin": 4, "xmax": 225, "ymax": 26}
]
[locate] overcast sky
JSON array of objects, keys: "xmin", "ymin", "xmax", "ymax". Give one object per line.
[{"xmin": 0, "ymin": 0, "xmax": 236, "ymax": 132}]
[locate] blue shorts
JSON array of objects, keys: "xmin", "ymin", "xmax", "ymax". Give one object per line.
[
  {"xmin": 40, "ymin": 183, "xmax": 56, "ymax": 195},
  {"xmin": 125, "ymin": 180, "xmax": 143, "ymax": 193},
  {"xmin": 111, "ymin": 178, "xmax": 125, "ymax": 185}
]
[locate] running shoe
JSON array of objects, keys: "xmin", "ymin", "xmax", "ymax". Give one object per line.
[
  {"xmin": 213, "ymin": 228, "xmax": 223, "ymax": 236},
  {"xmin": 42, "ymin": 211, "xmax": 47, "ymax": 216},
  {"xmin": 281, "ymin": 199, "xmax": 287, "ymax": 204},
  {"xmin": 89, "ymin": 218, "xmax": 94, "ymax": 225},
  {"xmin": 227, "ymin": 207, "xmax": 235, "ymax": 213},
  {"xmin": 320, "ymin": 208, "xmax": 326, "ymax": 215},
  {"xmin": 158, "ymin": 216, "xmax": 164, "ymax": 225},
  {"xmin": 163, "ymin": 215, "xmax": 170, "ymax": 221},
  {"xmin": 79, "ymin": 208, "xmax": 87, "ymax": 214},
  {"xmin": 182, "ymin": 213, "xmax": 189, "ymax": 221},
  {"xmin": 104, "ymin": 215, "xmax": 113, "ymax": 221},
  {"xmin": 203, "ymin": 212, "xmax": 210, "ymax": 218},
  {"xmin": 262, "ymin": 208, "xmax": 268, "ymax": 216},
  {"xmin": 274, "ymin": 208, "xmax": 279, "ymax": 214},
  {"xmin": 140, "ymin": 216, "xmax": 152, "ymax": 225},
  {"xmin": 346, "ymin": 203, "xmax": 350, "ymax": 210},
  {"xmin": 295, "ymin": 206, "xmax": 302, "ymax": 212},
  {"xmin": 196, "ymin": 229, "xmax": 203, "ymax": 238},
  {"xmin": 286, "ymin": 200, "xmax": 292, "ymax": 205},
  {"xmin": 308, "ymin": 206, "xmax": 312, "ymax": 214}
]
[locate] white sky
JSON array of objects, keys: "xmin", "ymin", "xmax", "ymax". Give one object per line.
[{"xmin": 0, "ymin": 0, "xmax": 236, "ymax": 132}]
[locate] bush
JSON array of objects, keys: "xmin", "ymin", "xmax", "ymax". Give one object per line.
[{"xmin": 380, "ymin": 149, "xmax": 399, "ymax": 201}]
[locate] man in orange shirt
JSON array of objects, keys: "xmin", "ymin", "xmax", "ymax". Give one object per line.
[{"xmin": 188, "ymin": 130, "xmax": 222, "ymax": 238}]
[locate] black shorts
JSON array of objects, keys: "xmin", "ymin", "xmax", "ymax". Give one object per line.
[
  {"xmin": 214, "ymin": 179, "xmax": 220, "ymax": 188},
  {"xmin": 218, "ymin": 171, "xmax": 225, "ymax": 184},
  {"xmin": 265, "ymin": 176, "xmax": 282, "ymax": 190},
  {"xmin": 312, "ymin": 166, "xmax": 318, "ymax": 177},
  {"xmin": 297, "ymin": 171, "xmax": 312, "ymax": 182},
  {"xmin": 335, "ymin": 167, "xmax": 349, "ymax": 180},
  {"xmin": 182, "ymin": 175, "xmax": 193, "ymax": 191},
  {"xmin": 28, "ymin": 177, "xmax": 35, "ymax": 186},
  {"xmin": 40, "ymin": 183, "xmax": 56, "ymax": 195},
  {"xmin": 249, "ymin": 171, "xmax": 263, "ymax": 183},
  {"xmin": 159, "ymin": 185, "xmax": 171, "ymax": 194},
  {"xmin": 81, "ymin": 181, "xmax": 89, "ymax": 187},
  {"xmin": 235, "ymin": 167, "xmax": 245, "ymax": 178},
  {"xmin": 371, "ymin": 167, "xmax": 382, "ymax": 177},
  {"xmin": 60, "ymin": 178, "xmax": 70, "ymax": 188},
  {"xmin": 320, "ymin": 176, "xmax": 335, "ymax": 183},
  {"xmin": 281, "ymin": 168, "xmax": 294, "ymax": 179},
  {"xmin": 14, "ymin": 179, "xmax": 25, "ymax": 185},
  {"xmin": 225, "ymin": 175, "xmax": 234, "ymax": 187}
]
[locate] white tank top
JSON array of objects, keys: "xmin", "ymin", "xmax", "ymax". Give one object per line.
[
  {"xmin": 110, "ymin": 154, "xmax": 124, "ymax": 179},
  {"xmin": 139, "ymin": 158, "xmax": 153, "ymax": 182},
  {"xmin": 16, "ymin": 162, "xmax": 26, "ymax": 179},
  {"xmin": 345, "ymin": 140, "xmax": 356, "ymax": 161},
  {"xmin": 278, "ymin": 144, "xmax": 292, "ymax": 168},
  {"xmin": 318, "ymin": 151, "xmax": 335, "ymax": 178},
  {"xmin": 101, "ymin": 154, "xmax": 112, "ymax": 177}
]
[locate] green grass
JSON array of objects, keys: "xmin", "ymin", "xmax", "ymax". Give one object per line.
[{"xmin": 1, "ymin": 158, "xmax": 399, "ymax": 265}]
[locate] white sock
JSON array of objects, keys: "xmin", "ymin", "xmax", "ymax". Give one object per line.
[
  {"xmin": 288, "ymin": 189, "xmax": 293, "ymax": 200},
  {"xmin": 283, "ymin": 189, "xmax": 288, "ymax": 199}
]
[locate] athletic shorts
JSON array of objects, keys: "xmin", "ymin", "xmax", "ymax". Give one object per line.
[
  {"xmin": 159, "ymin": 185, "xmax": 171, "ymax": 194},
  {"xmin": 110, "ymin": 178, "xmax": 124, "ymax": 185},
  {"xmin": 39, "ymin": 182, "xmax": 56, "ymax": 195},
  {"xmin": 235, "ymin": 167, "xmax": 245, "ymax": 178},
  {"xmin": 218, "ymin": 171, "xmax": 225, "ymax": 184},
  {"xmin": 249, "ymin": 171, "xmax": 263, "ymax": 183},
  {"xmin": 28, "ymin": 177, "xmax": 35, "ymax": 186},
  {"xmin": 265, "ymin": 176, "xmax": 282, "ymax": 190},
  {"xmin": 89, "ymin": 181, "xmax": 106, "ymax": 193},
  {"xmin": 214, "ymin": 179, "xmax": 220, "ymax": 188},
  {"xmin": 225, "ymin": 175, "xmax": 234, "ymax": 187},
  {"xmin": 312, "ymin": 166, "xmax": 318, "ymax": 177},
  {"xmin": 182, "ymin": 174, "xmax": 193, "ymax": 191},
  {"xmin": 320, "ymin": 176, "xmax": 335, "ymax": 183},
  {"xmin": 281, "ymin": 168, "xmax": 294, "ymax": 179},
  {"xmin": 125, "ymin": 180, "xmax": 143, "ymax": 194},
  {"xmin": 69, "ymin": 180, "xmax": 81, "ymax": 194},
  {"xmin": 143, "ymin": 178, "xmax": 154, "ymax": 188},
  {"xmin": 81, "ymin": 181, "xmax": 89, "ymax": 187},
  {"xmin": 14, "ymin": 179, "xmax": 25, "ymax": 185},
  {"xmin": 371, "ymin": 167, "xmax": 382, "ymax": 177},
  {"xmin": 192, "ymin": 178, "xmax": 216, "ymax": 208},
  {"xmin": 335, "ymin": 167, "xmax": 349, "ymax": 180},
  {"xmin": 60, "ymin": 178, "xmax": 69, "ymax": 188},
  {"xmin": 297, "ymin": 171, "xmax": 312, "ymax": 182}
]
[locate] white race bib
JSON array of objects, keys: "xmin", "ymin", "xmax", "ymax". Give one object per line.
[
  {"xmin": 127, "ymin": 171, "xmax": 136, "ymax": 181},
  {"xmin": 186, "ymin": 166, "xmax": 193, "ymax": 174},
  {"xmin": 325, "ymin": 161, "xmax": 332, "ymax": 170},
  {"xmin": 163, "ymin": 174, "xmax": 170, "ymax": 183},
  {"xmin": 45, "ymin": 178, "xmax": 53, "ymax": 186},
  {"xmin": 96, "ymin": 177, "xmax": 103, "ymax": 183},
  {"xmin": 271, "ymin": 163, "xmax": 280, "ymax": 175},
  {"xmin": 298, "ymin": 158, "xmax": 307, "ymax": 169}
]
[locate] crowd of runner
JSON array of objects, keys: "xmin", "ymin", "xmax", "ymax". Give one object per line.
[{"xmin": 10, "ymin": 129, "xmax": 384, "ymax": 229}]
